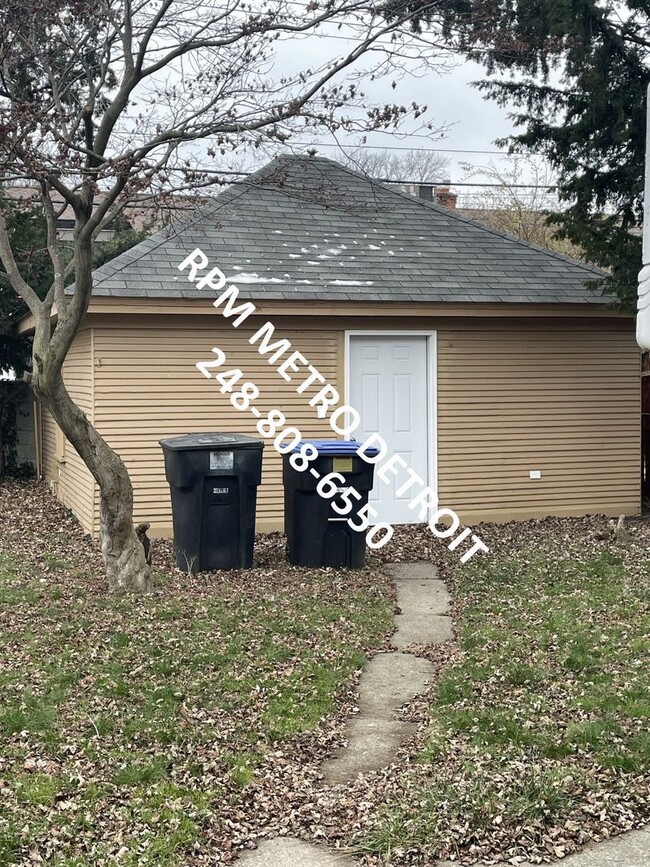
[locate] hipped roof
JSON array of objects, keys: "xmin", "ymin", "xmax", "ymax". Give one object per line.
[{"xmin": 81, "ymin": 154, "xmax": 609, "ymax": 305}]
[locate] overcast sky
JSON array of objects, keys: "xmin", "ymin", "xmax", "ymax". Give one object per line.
[
  {"xmin": 315, "ymin": 57, "xmax": 516, "ymax": 158},
  {"xmin": 305, "ymin": 57, "xmax": 532, "ymax": 195},
  {"xmin": 250, "ymin": 23, "xmax": 556, "ymax": 209},
  {"xmin": 172, "ymin": 13, "xmax": 555, "ymax": 208}
]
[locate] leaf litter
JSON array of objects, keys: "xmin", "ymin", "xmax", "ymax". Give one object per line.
[{"xmin": 0, "ymin": 480, "xmax": 648, "ymax": 865}]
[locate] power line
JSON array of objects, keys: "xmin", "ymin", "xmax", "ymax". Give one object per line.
[
  {"xmin": 186, "ymin": 140, "xmax": 544, "ymax": 159},
  {"xmin": 288, "ymin": 141, "xmax": 524, "ymax": 156},
  {"xmin": 173, "ymin": 168, "xmax": 556, "ymax": 190}
]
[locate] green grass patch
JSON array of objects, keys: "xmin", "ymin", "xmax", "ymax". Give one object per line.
[
  {"xmin": 0, "ymin": 693, "xmax": 57, "ymax": 736},
  {"xmin": 0, "ymin": 513, "xmax": 393, "ymax": 865},
  {"xmin": 15, "ymin": 773, "xmax": 64, "ymax": 806},
  {"xmin": 113, "ymin": 757, "xmax": 171, "ymax": 787},
  {"xmin": 363, "ymin": 535, "xmax": 650, "ymax": 862},
  {"xmin": 0, "ymin": 822, "xmax": 21, "ymax": 866}
]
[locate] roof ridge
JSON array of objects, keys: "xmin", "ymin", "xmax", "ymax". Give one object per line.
[{"xmin": 288, "ymin": 153, "xmax": 608, "ymax": 280}]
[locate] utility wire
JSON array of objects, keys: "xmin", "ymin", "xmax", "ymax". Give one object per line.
[
  {"xmin": 174, "ymin": 168, "xmax": 556, "ymax": 190},
  {"xmin": 289, "ymin": 142, "xmax": 527, "ymax": 156}
]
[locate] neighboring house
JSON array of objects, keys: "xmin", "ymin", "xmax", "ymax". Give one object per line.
[
  {"xmin": 1, "ymin": 184, "xmax": 196, "ymax": 240},
  {"xmin": 3, "ymin": 178, "xmax": 458, "ymax": 243},
  {"xmin": 18, "ymin": 155, "xmax": 640, "ymax": 538}
]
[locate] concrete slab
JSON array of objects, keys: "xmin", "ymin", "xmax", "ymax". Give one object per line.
[
  {"xmin": 323, "ymin": 716, "xmax": 418, "ymax": 785},
  {"xmin": 436, "ymin": 826, "xmax": 650, "ymax": 867},
  {"xmin": 237, "ymin": 837, "xmax": 357, "ymax": 866},
  {"xmin": 357, "ymin": 652, "xmax": 435, "ymax": 719},
  {"xmin": 386, "ymin": 562, "xmax": 438, "ymax": 582},
  {"xmin": 392, "ymin": 613, "xmax": 454, "ymax": 648},
  {"xmin": 394, "ymin": 577, "xmax": 451, "ymax": 615},
  {"xmin": 322, "ymin": 652, "xmax": 434, "ymax": 784},
  {"xmin": 519, "ymin": 827, "xmax": 650, "ymax": 867},
  {"xmin": 385, "ymin": 562, "xmax": 453, "ymax": 648}
]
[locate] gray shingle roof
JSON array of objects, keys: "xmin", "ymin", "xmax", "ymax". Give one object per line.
[{"xmin": 85, "ymin": 155, "xmax": 610, "ymax": 304}]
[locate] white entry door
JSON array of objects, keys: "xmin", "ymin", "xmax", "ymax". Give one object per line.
[{"xmin": 349, "ymin": 335, "xmax": 431, "ymax": 524}]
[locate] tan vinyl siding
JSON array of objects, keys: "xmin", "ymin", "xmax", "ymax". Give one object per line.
[
  {"xmin": 92, "ymin": 316, "xmax": 339, "ymax": 535},
  {"xmin": 436, "ymin": 320, "xmax": 640, "ymax": 522},
  {"xmin": 41, "ymin": 405, "xmax": 57, "ymax": 481},
  {"xmin": 40, "ymin": 329, "xmax": 95, "ymax": 534},
  {"xmin": 51, "ymin": 310, "xmax": 639, "ymax": 537}
]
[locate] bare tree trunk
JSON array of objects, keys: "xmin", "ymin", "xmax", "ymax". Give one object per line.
[{"xmin": 32, "ymin": 371, "xmax": 151, "ymax": 593}]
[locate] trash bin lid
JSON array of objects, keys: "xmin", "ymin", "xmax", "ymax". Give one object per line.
[
  {"xmin": 159, "ymin": 432, "xmax": 264, "ymax": 451},
  {"xmin": 291, "ymin": 439, "xmax": 379, "ymax": 456}
]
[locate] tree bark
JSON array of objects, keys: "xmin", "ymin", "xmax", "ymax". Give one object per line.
[
  {"xmin": 10, "ymin": 214, "xmax": 154, "ymax": 594},
  {"xmin": 32, "ymin": 371, "xmax": 152, "ymax": 593}
]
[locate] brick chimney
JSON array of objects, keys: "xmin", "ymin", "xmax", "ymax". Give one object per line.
[
  {"xmin": 398, "ymin": 181, "xmax": 457, "ymax": 209},
  {"xmin": 433, "ymin": 182, "xmax": 457, "ymax": 209}
]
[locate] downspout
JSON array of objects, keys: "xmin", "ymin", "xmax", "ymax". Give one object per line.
[{"xmin": 637, "ymin": 84, "xmax": 650, "ymax": 349}]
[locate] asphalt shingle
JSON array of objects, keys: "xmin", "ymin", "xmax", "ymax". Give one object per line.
[{"xmin": 82, "ymin": 155, "xmax": 610, "ymax": 305}]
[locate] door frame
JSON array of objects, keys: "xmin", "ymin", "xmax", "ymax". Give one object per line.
[{"xmin": 344, "ymin": 330, "xmax": 438, "ymax": 512}]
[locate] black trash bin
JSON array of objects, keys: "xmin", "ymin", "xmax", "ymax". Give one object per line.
[
  {"xmin": 159, "ymin": 432, "xmax": 264, "ymax": 572},
  {"xmin": 283, "ymin": 439, "xmax": 378, "ymax": 569}
]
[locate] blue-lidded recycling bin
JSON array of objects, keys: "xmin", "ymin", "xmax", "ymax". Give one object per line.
[{"xmin": 282, "ymin": 440, "xmax": 378, "ymax": 568}]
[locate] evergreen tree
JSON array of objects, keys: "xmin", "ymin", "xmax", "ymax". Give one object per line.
[
  {"xmin": 0, "ymin": 197, "xmax": 147, "ymax": 376},
  {"xmin": 0, "ymin": 197, "xmax": 51, "ymax": 376},
  {"xmin": 384, "ymin": 0, "xmax": 650, "ymax": 306}
]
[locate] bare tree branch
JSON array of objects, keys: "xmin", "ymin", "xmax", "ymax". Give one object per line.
[
  {"xmin": 0, "ymin": 0, "xmax": 452, "ymax": 592},
  {"xmin": 0, "ymin": 213, "xmax": 43, "ymax": 315},
  {"xmin": 40, "ymin": 183, "xmax": 68, "ymax": 315}
]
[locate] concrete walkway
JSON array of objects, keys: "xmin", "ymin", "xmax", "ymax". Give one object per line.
[
  {"xmin": 322, "ymin": 561, "xmax": 446, "ymax": 785},
  {"xmin": 440, "ymin": 826, "xmax": 650, "ymax": 867},
  {"xmin": 512, "ymin": 826, "xmax": 650, "ymax": 867},
  {"xmin": 237, "ymin": 837, "xmax": 356, "ymax": 866},
  {"xmin": 239, "ymin": 561, "xmax": 447, "ymax": 865},
  {"xmin": 321, "ymin": 650, "xmax": 435, "ymax": 784},
  {"xmin": 234, "ymin": 563, "xmax": 648, "ymax": 866},
  {"xmin": 552, "ymin": 825, "xmax": 650, "ymax": 867},
  {"xmin": 389, "ymin": 561, "xmax": 453, "ymax": 648},
  {"xmin": 239, "ymin": 827, "xmax": 650, "ymax": 867}
]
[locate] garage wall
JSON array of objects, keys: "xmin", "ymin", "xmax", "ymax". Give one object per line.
[
  {"xmin": 91, "ymin": 313, "xmax": 339, "ymax": 535},
  {"xmin": 54, "ymin": 311, "xmax": 639, "ymax": 536},
  {"xmin": 435, "ymin": 319, "xmax": 640, "ymax": 522},
  {"xmin": 41, "ymin": 328, "xmax": 96, "ymax": 534}
]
